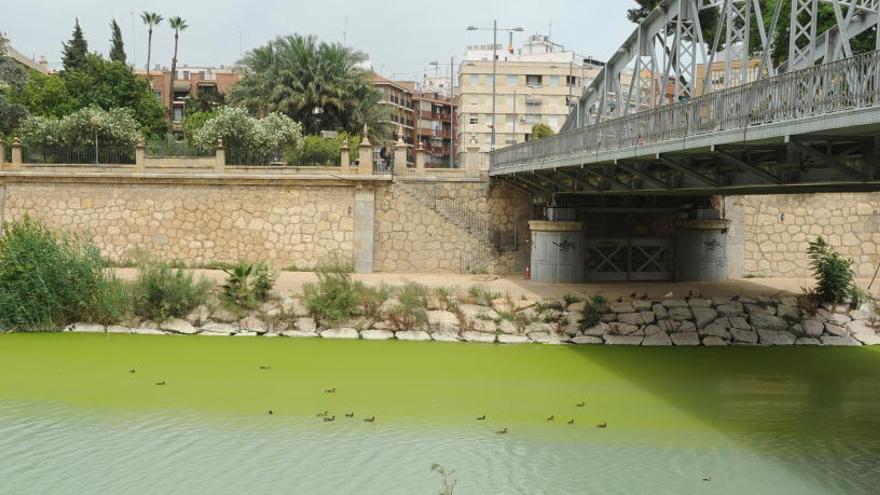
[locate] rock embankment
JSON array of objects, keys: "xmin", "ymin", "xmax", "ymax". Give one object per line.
[{"xmin": 64, "ymin": 293, "xmax": 880, "ymax": 347}]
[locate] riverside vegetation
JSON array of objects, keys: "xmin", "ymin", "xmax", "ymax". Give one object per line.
[{"xmin": 1, "ymin": 218, "xmax": 880, "ymax": 347}]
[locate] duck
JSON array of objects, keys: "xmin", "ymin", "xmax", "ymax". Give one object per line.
[
  {"xmin": 315, "ymin": 410, "xmax": 328, "ymax": 417},
  {"xmin": 596, "ymin": 422, "xmax": 607, "ymax": 429},
  {"xmin": 640, "ymin": 293, "xmax": 648, "ymax": 300},
  {"xmin": 128, "ymin": 369, "xmax": 136, "ymax": 374},
  {"xmin": 616, "ymin": 296, "xmax": 623, "ymax": 303},
  {"xmin": 567, "ymin": 419, "xmax": 575, "ymax": 425},
  {"xmin": 323, "ymin": 415, "xmax": 336, "ymax": 422},
  {"xmin": 268, "ymin": 410, "xmax": 274, "ymax": 415},
  {"xmin": 546, "ymin": 415, "xmax": 555, "ymax": 421},
  {"xmin": 496, "ymin": 427, "xmax": 508, "ymax": 434},
  {"xmin": 345, "ymin": 412, "xmax": 354, "ymax": 418},
  {"xmin": 363, "ymin": 416, "xmax": 376, "ymax": 423},
  {"xmin": 259, "ymin": 365, "xmax": 272, "ymax": 370},
  {"xmin": 475, "ymin": 415, "xmax": 486, "ymax": 421},
  {"xmin": 155, "ymin": 381, "xmax": 166, "ymax": 386},
  {"xmin": 702, "ymin": 477, "xmax": 712, "ymax": 482},
  {"xmin": 629, "ymin": 292, "xmax": 636, "ymax": 299},
  {"xmin": 664, "ymin": 291, "xmax": 674, "ymax": 298},
  {"xmin": 324, "ymin": 387, "xmax": 336, "ymax": 394},
  {"xmin": 576, "ymin": 402, "xmax": 585, "ymax": 408}
]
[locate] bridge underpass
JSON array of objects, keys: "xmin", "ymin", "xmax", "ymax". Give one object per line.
[{"xmin": 487, "ymin": 1, "xmax": 880, "ymax": 283}]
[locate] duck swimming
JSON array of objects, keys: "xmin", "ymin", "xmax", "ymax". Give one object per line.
[
  {"xmin": 576, "ymin": 402, "xmax": 585, "ymax": 407},
  {"xmin": 596, "ymin": 422, "xmax": 607, "ymax": 429},
  {"xmin": 496, "ymin": 427, "xmax": 508, "ymax": 434},
  {"xmin": 155, "ymin": 381, "xmax": 166, "ymax": 386},
  {"xmin": 323, "ymin": 416, "xmax": 336, "ymax": 422},
  {"xmin": 315, "ymin": 411, "xmax": 328, "ymax": 417},
  {"xmin": 546, "ymin": 415, "xmax": 554, "ymax": 421},
  {"xmin": 363, "ymin": 416, "xmax": 375, "ymax": 423},
  {"xmin": 324, "ymin": 387, "xmax": 336, "ymax": 393},
  {"xmin": 475, "ymin": 415, "xmax": 486, "ymax": 421},
  {"xmin": 567, "ymin": 419, "xmax": 575, "ymax": 425},
  {"xmin": 345, "ymin": 412, "xmax": 354, "ymax": 418}
]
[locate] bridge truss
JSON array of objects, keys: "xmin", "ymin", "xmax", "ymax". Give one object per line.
[{"xmin": 491, "ymin": 0, "xmax": 880, "ymax": 197}]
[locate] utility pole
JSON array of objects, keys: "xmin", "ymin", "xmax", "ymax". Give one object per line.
[
  {"xmin": 467, "ymin": 22, "xmax": 523, "ymax": 152},
  {"xmin": 492, "ymin": 19, "xmax": 497, "ymax": 151}
]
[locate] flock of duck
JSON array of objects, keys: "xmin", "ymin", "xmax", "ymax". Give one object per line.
[{"xmin": 132, "ymin": 365, "xmax": 610, "ymax": 434}]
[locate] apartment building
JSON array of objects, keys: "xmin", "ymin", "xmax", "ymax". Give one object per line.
[
  {"xmin": 456, "ymin": 35, "xmax": 603, "ymax": 159},
  {"xmin": 371, "ymin": 74, "xmax": 457, "ymax": 167},
  {"xmin": 136, "ymin": 65, "xmax": 242, "ymax": 129}
]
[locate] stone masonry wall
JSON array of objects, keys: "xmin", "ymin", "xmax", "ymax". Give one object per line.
[
  {"xmin": 727, "ymin": 193, "xmax": 880, "ymax": 278},
  {"xmin": 0, "ymin": 177, "xmax": 530, "ymax": 274},
  {"xmin": 2, "ymin": 182, "xmax": 356, "ymax": 269},
  {"xmin": 373, "ymin": 180, "xmax": 530, "ymax": 273}
]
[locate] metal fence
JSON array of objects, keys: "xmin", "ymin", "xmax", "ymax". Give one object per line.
[
  {"xmin": 146, "ymin": 138, "xmax": 213, "ymax": 157},
  {"xmin": 225, "ymin": 147, "xmax": 285, "ymax": 166},
  {"xmin": 491, "ymin": 49, "xmax": 880, "ymax": 172},
  {"xmin": 21, "ymin": 144, "xmax": 135, "ymax": 165}
]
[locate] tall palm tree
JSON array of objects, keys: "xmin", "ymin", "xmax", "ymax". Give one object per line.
[
  {"xmin": 228, "ymin": 34, "xmax": 390, "ymax": 137},
  {"xmin": 140, "ymin": 12, "xmax": 163, "ymax": 76},
  {"xmin": 168, "ymin": 16, "xmax": 189, "ymax": 88}
]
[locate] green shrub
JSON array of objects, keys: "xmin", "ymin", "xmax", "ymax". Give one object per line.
[
  {"xmin": 386, "ymin": 283, "xmax": 428, "ymax": 331},
  {"xmin": 0, "ymin": 217, "xmax": 125, "ymax": 330},
  {"xmin": 579, "ymin": 294, "xmax": 609, "ymax": 330},
  {"xmin": 303, "ymin": 258, "xmax": 359, "ymax": 324},
  {"xmin": 354, "ymin": 282, "xmax": 392, "ymax": 319},
  {"xmin": 132, "ymin": 261, "xmax": 211, "ymax": 321},
  {"xmin": 466, "ymin": 286, "xmax": 500, "ymax": 306},
  {"xmin": 220, "ymin": 261, "xmax": 277, "ymax": 309},
  {"xmin": 563, "ymin": 292, "xmax": 584, "ymax": 305},
  {"xmin": 807, "ymin": 237, "xmax": 855, "ymax": 304}
]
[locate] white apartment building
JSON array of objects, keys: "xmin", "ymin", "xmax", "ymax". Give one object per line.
[{"xmin": 456, "ymin": 34, "xmax": 604, "ymax": 160}]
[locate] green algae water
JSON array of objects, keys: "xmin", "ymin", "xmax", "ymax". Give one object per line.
[{"xmin": 1, "ymin": 334, "xmax": 879, "ymax": 494}]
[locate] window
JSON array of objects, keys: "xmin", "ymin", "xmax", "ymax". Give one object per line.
[
  {"xmin": 469, "ymin": 74, "xmax": 480, "ymax": 86},
  {"xmin": 172, "ymin": 106, "xmax": 184, "ymax": 123},
  {"xmin": 507, "ymin": 74, "xmax": 518, "ymax": 86},
  {"xmin": 549, "ymin": 75, "xmax": 560, "ymax": 87},
  {"xmin": 566, "ymin": 75, "xmax": 580, "ymax": 87},
  {"xmin": 469, "ymin": 115, "xmax": 479, "ymax": 125},
  {"xmin": 526, "ymin": 74, "xmax": 543, "ymax": 86},
  {"xmin": 548, "ymin": 116, "xmax": 559, "ymax": 128},
  {"xmin": 153, "ymin": 91, "xmax": 162, "ymax": 99},
  {"xmin": 486, "ymin": 74, "xmax": 494, "ymax": 86}
]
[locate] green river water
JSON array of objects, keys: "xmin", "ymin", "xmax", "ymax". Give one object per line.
[{"xmin": 0, "ymin": 333, "xmax": 879, "ymax": 494}]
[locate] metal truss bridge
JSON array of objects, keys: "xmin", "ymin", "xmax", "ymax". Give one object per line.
[{"xmin": 490, "ymin": 0, "xmax": 880, "ymax": 196}]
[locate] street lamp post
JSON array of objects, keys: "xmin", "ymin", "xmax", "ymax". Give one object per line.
[{"xmin": 467, "ymin": 21, "xmax": 523, "ymax": 152}]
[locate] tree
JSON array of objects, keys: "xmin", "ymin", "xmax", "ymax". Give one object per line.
[
  {"xmin": 531, "ymin": 123, "xmax": 555, "ymax": 140},
  {"xmin": 62, "ymin": 19, "xmax": 88, "ymax": 72},
  {"xmin": 168, "ymin": 17, "xmax": 189, "ymax": 89},
  {"xmin": 191, "ymin": 106, "xmax": 302, "ymax": 151},
  {"xmin": 109, "ymin": 19, "xmax": 126, "ymax": 64},
  {"xmin": 8, "ymin": 54, "xmax": 168, "ymax": 136},
  {"xmin": 140, "ymin": 12, "xmax": 163, "ymax": 75},
  {"xmin": 229, "ymin": 34, "xmax": 389, "ymax": 138}
]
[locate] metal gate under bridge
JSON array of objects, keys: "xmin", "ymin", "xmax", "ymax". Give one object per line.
[{"xmin": 584, "ymin": 238, "xmax": 673, "ymax": 282}]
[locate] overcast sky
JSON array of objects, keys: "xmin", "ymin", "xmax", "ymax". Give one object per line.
[{"xmin": 2, "ymin": 1, "xmax": 634, "ymax": 76}]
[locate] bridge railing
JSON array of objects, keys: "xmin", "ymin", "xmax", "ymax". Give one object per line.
[{"xmin": 491, "ymin": 49, "xmax": 880, "ymax": 172}]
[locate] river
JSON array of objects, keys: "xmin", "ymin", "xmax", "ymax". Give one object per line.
[{"xmin": 0, "ymin": 334, "xmax": 878, "ymax": 494}]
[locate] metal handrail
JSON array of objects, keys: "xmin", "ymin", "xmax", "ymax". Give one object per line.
[{"xmin": 490, "ymin": 49, "xmax": 880, "ymax": 172}]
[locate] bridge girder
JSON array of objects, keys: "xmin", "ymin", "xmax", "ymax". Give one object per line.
[{"xmin": 497, "ymin": 135, "xmax": 880, "ymax": 197}]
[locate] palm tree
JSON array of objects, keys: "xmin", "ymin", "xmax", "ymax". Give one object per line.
[
  {"xmin": 168, "ymin": 16, "xmax": 189, "ymax": 88},
  {"xmin": 140, "ymin": 12, "xmax": 163, "ymax": 76},
  {"xmin": 228, "ymin": 34, "xmax": 390, "ymax": 138}
]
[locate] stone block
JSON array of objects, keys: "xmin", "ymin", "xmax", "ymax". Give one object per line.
[{"xmin": 671, "ymin": 332, "xmax": 700, "ymax": 346}]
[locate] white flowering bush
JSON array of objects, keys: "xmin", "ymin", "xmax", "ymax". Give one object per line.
[
  {"xmin": 255, "ymin": 112, "xmax": 303, "ymax": 150},
  {"xmin": 192, "ymin": 106, "xmax": 302, "ymax": 151},
  {"xmin": 19, "ymin": 107, "xmax": 141, "ymax": 147}
]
